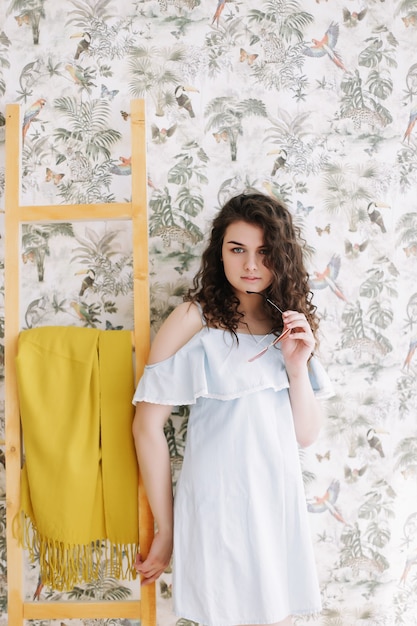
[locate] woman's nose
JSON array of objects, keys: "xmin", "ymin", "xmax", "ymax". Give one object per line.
[{"xmin": 244, "ymin": 254, "xmax": 258, "ymax": 270}]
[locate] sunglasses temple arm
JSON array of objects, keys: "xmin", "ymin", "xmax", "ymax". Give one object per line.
[
  {"xmin": 246, "ymin": 291, "xmax": 285, "ymax": 315},
  {"xmin": 248, "ymin": 328, "xmax": 291, "ymax": 362},
  {"xmin": 265, "ymin": 298, "xmax": 284, "ymax": 315}
]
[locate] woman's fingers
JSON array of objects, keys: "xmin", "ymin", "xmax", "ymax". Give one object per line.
[
  {"xmin": 282, "ymin": 311, "xmax": 315, "ymax": 352},
  {"xmin": 134, "ymin": 531, "xmax": 173, "ymax": 585},
  {"xmin": 279, "ymin": 311, "xmax": 316, "ymax": 378},
  {"xmin": 135, "ymin": 554, "xmax": 167, "ymax": 585}
]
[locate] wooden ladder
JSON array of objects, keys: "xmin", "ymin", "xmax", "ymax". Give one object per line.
[{"xmin": 4, "ymin": 99, "xmax": 156, "ymax": 624}]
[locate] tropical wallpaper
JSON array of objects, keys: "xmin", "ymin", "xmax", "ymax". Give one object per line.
[{"xmin": 1, "ymin": 0, "xmax": 417, "ymax": 625}]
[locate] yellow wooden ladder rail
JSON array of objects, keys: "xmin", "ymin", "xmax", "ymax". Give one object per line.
[{"xmin": 4, "ymin": 99, "xmax": 156, "ymax": 624}]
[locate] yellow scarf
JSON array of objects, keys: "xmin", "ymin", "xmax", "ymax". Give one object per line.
[{"xmin": 15, "ymin": 326, "xmax": 139, "ymax": 590}]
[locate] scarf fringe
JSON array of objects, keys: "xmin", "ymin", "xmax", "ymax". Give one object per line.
[{"xmin": 18, "ymin": 512, "xmax": 139, "ymax": 591}]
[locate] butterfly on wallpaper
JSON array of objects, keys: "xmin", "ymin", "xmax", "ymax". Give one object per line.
[
  {"xmin": 404, "ymin": 242, "xmax": 417, "ymax": 257},
  {"xmin": 402, "ymin": 14, "xmax": 417, "ymax": 27},
  {"xmin": 45, "ymin": 167, "xmax": 64, "ymax": 184},
  {"xmin": 22, "ymin": 250, "xmax": 35, "ymax": 264},
  {"xmin": 316, "ymin": 450, "xmax": 331, "ymax": 462},
  {"xmin": 101, "ymin": 84, "xmax": 119, "ymax": 100},
  {"xmin": 120, "ymin": 110, "xmax": 130, "ymax": 121},
  {"xmin": 316, "ymin": 224, "xmax": 331, "ymax": 236},
  {"xmin": 240, "ymin": 48, "xmax": 258, "ymax": 66},
  {"xmin": 296, "ymin": 200, "xmax": 314, "ymax": 216},
  {"xmin": 105, "ymin": 320, "xmax": 123, "ymax": 330},
  {"xmin": 15, "ymin": 14, "xmax": 30, "ymax": 26},
  {"xmin": 213, "ymin": 131, "xmax": 228, "ymax": 143}
]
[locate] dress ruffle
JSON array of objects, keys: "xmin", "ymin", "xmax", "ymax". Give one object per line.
[{"xmin": 133, "ymin": 327, "xmax": 333, "ymax": 405}]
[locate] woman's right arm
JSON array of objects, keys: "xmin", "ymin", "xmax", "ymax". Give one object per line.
[
  {"xmin": 132, "ymin": 301, "xmax": 203, "ymax": 585},
  {"xmin": 132, "ymin": 400, "xmax": 174, "ymax": 585}
]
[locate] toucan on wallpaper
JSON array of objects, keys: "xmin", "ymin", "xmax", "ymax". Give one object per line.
[{"xmin": 0, "ymin": 0, "xmax": 417, "ymax": 625}]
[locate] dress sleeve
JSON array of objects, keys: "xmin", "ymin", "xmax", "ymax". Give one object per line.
[
  {"xmin": 308, "ymin": 356, "xmax": 334, "ymax": 399},
  {"xmin": 132, "ymin": 334, "xmax": 208, "ymax": 406}
]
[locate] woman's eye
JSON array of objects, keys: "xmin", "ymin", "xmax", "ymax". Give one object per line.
[
  {"xmin": 260, "ymin": 249, "xmax": 269, "ymax": 255},
  {"xmin": 232, "ymin": 247, "xmax": 244, "ymax": 253}
]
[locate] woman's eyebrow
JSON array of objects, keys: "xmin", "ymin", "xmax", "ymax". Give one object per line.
[{"xmin": 226, "ymin": 240, "xmax": 267, "ymax": 249}]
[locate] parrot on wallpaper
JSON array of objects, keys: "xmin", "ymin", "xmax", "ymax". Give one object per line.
[
  {"xmin": 367, "ymin": 201, "xmax": 389, "ymax": 233},
  {"xmin": 303, "ymin": 22, "xmax": 348, "ymax": 72},
  {"xmin": 65, "ymin": 64, "xmax": 95, "ymax": 88},
  {"xmin": 342, "ymin": 7, "xmax": 367, "ymax": 27},
  {"xmin": 66, "ymin": 64, "xmax": 83, "ymax": 84},
  {"xmin": 32, "ymin": 575, "xmax": 43, "ymax": 600},
  {"xmin": 367, "ymin": 428, "xmax": 386, "ymax": 458},
  {"xmin": 70, "ymin": 31, "xmax": 91, "ymax": 60},
  {"xmin": 262, "ymin": 180, "xmax": 283, "ymax": 202},
  {"xmin": 269, "ymin": 149, "xmax": 288, "ymax": 176},
  {"xmin": 309, "ymin": 254, "xmax": 348, "ymax": 302},
  {"xmin": 403, "ymin": 337, "xmax": 417, "ymax": 369},
  {"xmin": 109, "ymin": 156, "xmax": 131, "ymax": 175},
  {"xmin": 151, "ymin": 123, "xmax": 177, "ymax": 143},
  {"xmin": 147, "ymin": 175, "xmax": 158, "ymax": 190},
  {"xmin": 344, "ymin": 238, "xmax": 369, "ymax": 259},
  {"xmin": 211, "ymin": 0, "xmax": 227, "ymax": 26},
  {"xmin": 307, "ymin": 479, "xmax": 346, "ymax": 524},
  {"xmin": 403, "ymin": 104, "xmax": 417, "ymax": 142},
  {"xmin": 175, "ymin": 85, "xmax": 199, "ymax": 118},
  {"xmin": 400, "ymin": 552, "xmax": 417, "ymax": 585},
  {"xmin": 70, "ymin": 301, "xmax": 96, "ymax": 325},
  {"xmin": 344, "ymin": 464, "xmax": 367, "ymax": 483},
  {"xmin": 75, "ymin": 268, "xmax": 96, "ymax": 296},
  {"xmin": 22, "ymin": 98, "xmax": 46, "ymax": 141}
]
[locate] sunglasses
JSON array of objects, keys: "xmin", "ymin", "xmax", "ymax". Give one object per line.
[{"xmin": 246, "ymin": 291, "xmax": 291, "ymax": 362}]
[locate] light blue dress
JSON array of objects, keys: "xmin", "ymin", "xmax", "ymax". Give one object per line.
[{"xmin": 133, "ymin": 326, "xmax": 333, "ymax": 626}]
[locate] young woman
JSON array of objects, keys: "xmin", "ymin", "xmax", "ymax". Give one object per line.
[{"xmin": 132, "ymin": 192, "xmax": 333, "ymax": 626}]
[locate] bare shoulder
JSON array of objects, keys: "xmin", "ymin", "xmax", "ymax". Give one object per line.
[{"xmin": 148, "ymin": 301, "xmax": 203, "ymax": 364}]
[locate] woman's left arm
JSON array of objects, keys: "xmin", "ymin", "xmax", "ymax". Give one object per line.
[{"xmin": 280, "ymin": 310, "xmax": 324, "ymax": 447}]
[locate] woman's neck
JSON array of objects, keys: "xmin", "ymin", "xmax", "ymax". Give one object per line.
[{"xmin": 237, "ymin": 307, "xmax": 274, "ymax": 335}]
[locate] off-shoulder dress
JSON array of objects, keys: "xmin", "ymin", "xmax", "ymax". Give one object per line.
[{"xmin": 133, "ymin": 325, "xmax": 333, "ymax": 626}]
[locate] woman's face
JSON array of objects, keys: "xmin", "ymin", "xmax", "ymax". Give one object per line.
[{"xmin": 221, "ymin": 220, "xmax": 273, "ymax": 297}]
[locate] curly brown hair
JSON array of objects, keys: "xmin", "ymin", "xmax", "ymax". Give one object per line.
[{"xmin": 185, "ymin": 192, "xmax": 319, "ymax": 340}]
